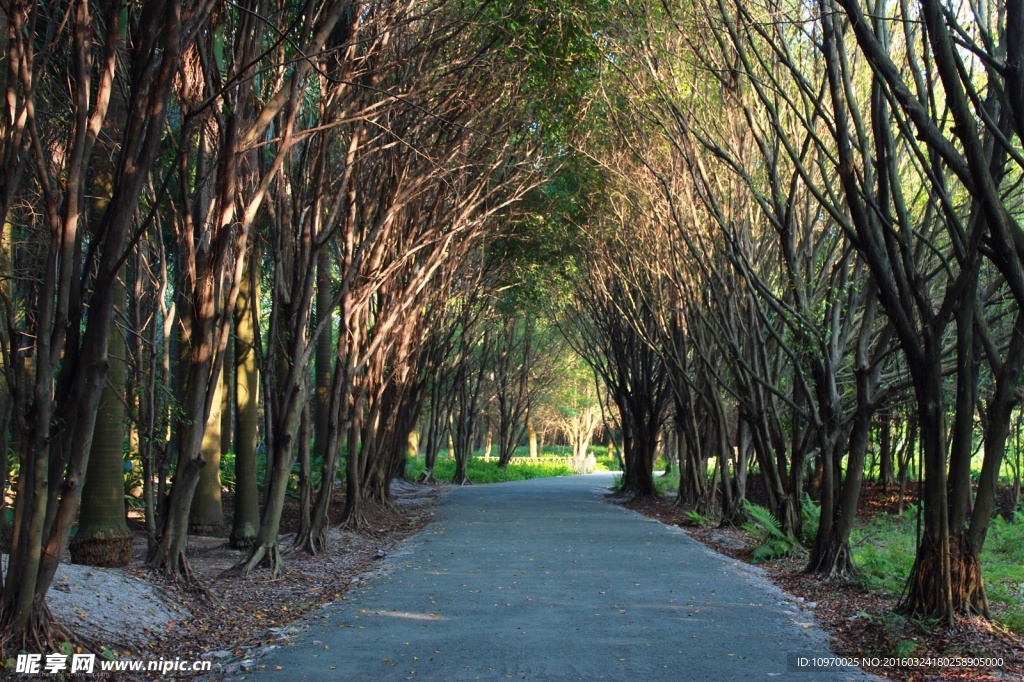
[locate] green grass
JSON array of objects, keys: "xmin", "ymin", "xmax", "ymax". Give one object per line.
[
  {"xmin": 589, "ymin": 445, "xmax": 620, "ymax": 472},
  {"xmin": 406, "ymin": 455, "xmax": 573, "ymax": 483},
  {"xmin": 509, "ymin": 444, "xmax": 572, "ymax": 458},
  {"xmin": 608, "ymin": 467, "xmax": 679, "ymax": 495},
  {"xmin": 850, "ymin": 509, "xmax": 1024, "ymax": 633},
  {"xmin": 504, "ymin": 443, "xmax": 621, "ymax": 472},
  {"xmin": 851, "ymin": 512, "xmax": 917, "ymax": 594},
  {"xmin": 654, "ymin": 468, "xmax": 679, "ymax": 495},
  {"xmin": 979, "ymin": 515, "xmax": 1024, "ymax": 632}
]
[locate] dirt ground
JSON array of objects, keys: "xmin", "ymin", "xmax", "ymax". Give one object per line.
[{"xmin": 621, "ymin": 485, "xmax": 1024, "ymax": 682}]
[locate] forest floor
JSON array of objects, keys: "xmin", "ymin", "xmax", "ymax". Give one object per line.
[{"xmin": 622, "ymin": 485, "xmax": 1024, "ymax": 682}]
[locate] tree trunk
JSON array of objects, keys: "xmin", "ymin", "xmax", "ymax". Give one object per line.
[
  {"xmin": 419, "ymin": 389, "xmax": 443, "ymax": 483},
  {"xmin": 295, "ymin": 402, "xmax": 313, "ymax": 542},
  {"xmin": 230, "ymin": 270, "xmax": 260, "ymax": 548},
  {"xmin": 807, "ymin": 292, "xmax": 882, "ymax": 577},
  {"xmin": 484, "ymin": 411, "xmax": 493, "ymax": 459},
  {"xmin": 339, "ymin": 402, "xmax": 367, "ymax": 530},
  {"xmin": 220, "ymin": 338, "xmax": 234, "ymax": 457},
  {"xmin": 898, "ymin": 355, "xmax": 961, "ymax": 621},
  {"xmin": 878, "ymin": 406, "xmax": 894, "ymax": 491},
  {"xmin": 189, "ymin": 363, "xmax": 225, "ymax": 534},
  {"xmin": 896, "ymin": 413, "xmax": 917, "ymax": 516},
  {"xmin": 314, "ymin": 250, "xmax": 333, "ymax": 467},
  {"xmin": 236, "ymin": 364, "xmax": 309, "ymax": 574},
  {"xmin": 70, "ymin": 278, "xmax": 132, "ymax": 567},
  {"xmin": 0, "ymin": 218, "xmax": 11, "ymax": 546},
  {"xmin": 617, "ymin": 407, "xmax": 659, "ymax": 499}
]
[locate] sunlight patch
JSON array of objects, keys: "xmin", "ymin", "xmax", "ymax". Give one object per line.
[{"xmin": 374, "ymin": 611, "xmax": 446, "ymax": 621}]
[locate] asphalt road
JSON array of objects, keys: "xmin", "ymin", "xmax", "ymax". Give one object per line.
[{"xmin": 242, "ymin": 473, "xmax": 867, "ymax": 681}]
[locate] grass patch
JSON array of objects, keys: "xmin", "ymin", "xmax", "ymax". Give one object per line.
[
  {"xmin": 510, "ymin": 444, "xmax": 572, "ymax": 458},
  {"xmin": 851, "ymin": 512, "xmax": 917, "ymax": 594},
  {"xmin": 407, "ymin": 455, "xmax": 573, "ymax": 483},
  {"xmin": 654, "ymin": 468, "xmax": 679, "ymax": 495},
  {"xmin": 851, "ymin": 509, "xmax": 1024, "ymax": 633},
  {"xmin": 589, "ymin": 445, "xmax": 620, "ymax": 472},
  {"xmin": 981, "ymin": 514, "xmax": 1024, "ymax": 632}
]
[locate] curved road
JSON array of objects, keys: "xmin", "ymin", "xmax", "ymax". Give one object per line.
[{"xmin": 245, "ymin": 474, "xmax": 866, "ymax": 680}]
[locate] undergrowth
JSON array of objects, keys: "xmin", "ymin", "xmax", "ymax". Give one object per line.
[
  {"xmin": 851, "ymin": 509, "xmax": 1024, "ymax": 634},
  {"xmin": 742, "ymin": 502, "xmax": 799, "ymax": 562}
]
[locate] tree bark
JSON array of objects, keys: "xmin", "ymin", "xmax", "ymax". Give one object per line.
[
  {"xmin": 230, "ymin": 269, "xmax": 260, "ymax": 548},
  {"xmin": 70, "ymin": 277, "xmax": 132, "ymax": 567}
]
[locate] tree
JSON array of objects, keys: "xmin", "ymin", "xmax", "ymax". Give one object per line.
[
  {"xmin": 0, "ymin": 0, "xmax": 211, "ymax": 647},
  {"xmin": 549, "ymin": 369, "xmax": 603, "ymax": 474},
  {"xmin": 69, "ymin": 278, "xmax": 131, "ymax": 567},
  {"xmin": 229, "ymin": 263, "xmax": 260, "ymax": 549},
  {"xmin": 150, "ymin": 0, "xmax": 353, "ymax": 579},
  {"xmin": 491, "ymin": 316, "xmax": 537, "ymax": 468},
  {"xmin": 565, "ymin": 240, "xmax": 670, "ymax": 499}
]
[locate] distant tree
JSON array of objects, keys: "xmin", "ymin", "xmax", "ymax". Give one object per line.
[{"xmin": 564, "ymin": 241, "xmax": 670, "ymax": 499}]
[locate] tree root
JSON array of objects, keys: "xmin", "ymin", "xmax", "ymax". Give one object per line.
[
  {"xmin": 289, "ymin": 525, "xmax": 328, "ymax": 557},
  {"xmin": 898, "ymin": 534, "xmax": 988, "ymax": 620},
  {"xmin": 69, "ymin": 532, "xmax": 133, "ymax": 568},
  {"xmin": 805, "ymin": 535, "xmax": 856, "ymax": 579},
  {"xmin": 338, "ymin": 498, "xmax": 404, "ymax": 537},
  {"xmin": 229, "ymin": 532, "xmax": 256, "ymax": 550},
  {"xmin": 233, "ymin": 541, "xmax": 285, "ymax": 578},
  {"xmin": 146, "ymin": 548, "xmax": 196, "ymax": 582},
  {"xmin": 338, "ymin": 505, "xmax": 368, "ymax": 533},
  {"xmin": 0, "ymin": 601, "xmax": 91, "ymax": 657}
]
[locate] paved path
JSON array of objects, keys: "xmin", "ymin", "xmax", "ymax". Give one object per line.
[{"xmin": 245, "ymin": 474, "xmax": 866, "ymax": 681}]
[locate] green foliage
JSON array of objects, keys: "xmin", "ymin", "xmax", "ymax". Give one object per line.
[
  {"xmin": 510, "ymin": 444, "xmax": 572, "ymax": 457},
  {"xmin": 742, "ymin": 502, "xmax": 799, "ymax": 563},
  {"xmin": 683, "ymin": 510, "xmax": 709, "ymax": 528},
  {"xmin": 219, "ymin": 445, "xmax": 333, "ymax": 500},
  {"xmin": 123, "ymin": 456, "xmax": 144, "ymax": 510},
  {"xmin": 977, "ymin": 515, "xmax": 1024, "ymax": 632},
  {"xmin": 590, "ymin": 447, "xmax": 619, "ymax": 473},
  {"xmin": 800, "ymin": 494, "xmax": 820, "ymax": 546},
  {"xmin": 654, "ymin": 469, "xmax": 679, "ymax": 496},
  {"xmin": 895, "ymin": 639, "xmax": 919, "ymax": 657},
  {"xmin": 219, "ymin": 451, "xmax": 237, "ymax": 491},
  {"xmin": 851, "ymin": 510, "xmax": 1024, "ymax": 633},
  {"xmin": 851, "ymin": 514, "xmax": 917, "ymax": 594}
]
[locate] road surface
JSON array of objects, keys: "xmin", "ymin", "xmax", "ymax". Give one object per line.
[{"xmin": 241, "ymin": 473, "xmax": 867, "ymax": 680}]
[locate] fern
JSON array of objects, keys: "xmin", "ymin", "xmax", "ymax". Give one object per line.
[
  {"xmin": 743, "ymin": 502, "xmax": 798, "ymax": 562},
  {"xmin": 800, "ymin": 494, "xmax": 820, "ymax": 546},
  {"xmin": 743, "ymin": 502, "xmax": 785, "ymax": 539},
  {"xmin": 751, "ymin": 537, "xmax": 797, "ymax": 562},
  {"xmin": 683, "ymin": 510, "xmax": 708, "ymax": 527}
]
